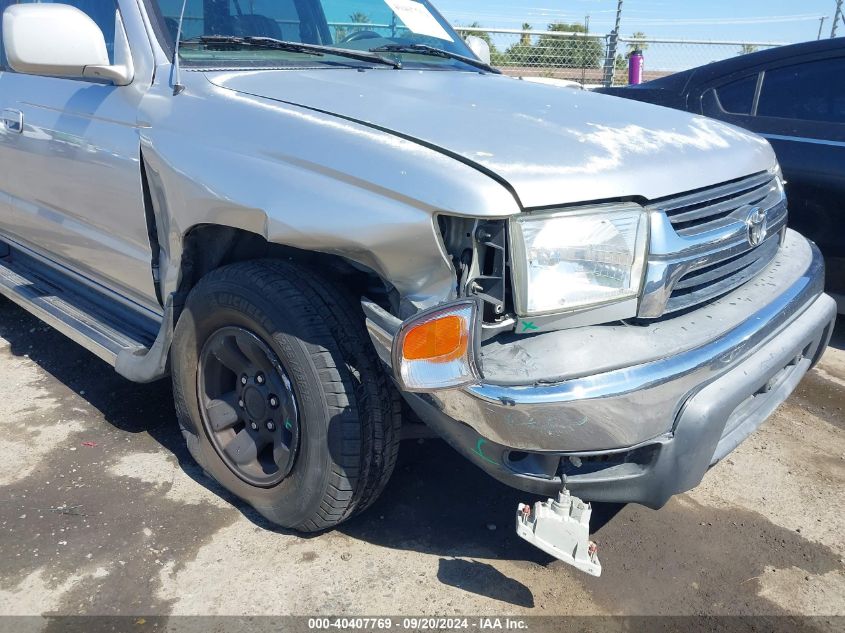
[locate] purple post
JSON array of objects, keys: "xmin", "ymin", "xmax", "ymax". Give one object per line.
[{"xmin": 628, "ymin": 50, "xmax": 644, "ymax": 85}]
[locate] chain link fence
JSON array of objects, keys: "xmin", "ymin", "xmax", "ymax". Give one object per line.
[
  {"xmin": 174, "ymin": 15, "xmax": 781, "ymax": 88},
  {"xmin": 454, "ymin": 27, "xmax": 784, "ymax": 87}
]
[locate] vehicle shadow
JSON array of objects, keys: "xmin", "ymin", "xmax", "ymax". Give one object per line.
[
  {"xmin": 0, "ymin": 296, "xmax": 276, "ymax": 531},
  {"xmin": 335, "ymin": 437, "xmax": 622, "ymax": 560},
  {"xmin": 0, "ymin": 297, "xmax": 623, "ymax": 608}
]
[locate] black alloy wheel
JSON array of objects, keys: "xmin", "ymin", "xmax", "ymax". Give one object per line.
[
  {"xmin": 198, "ymin": 326, "xmax": 300, "ymax": 487},
  {"xmin": 171, "ymin": 259, "xmax": 402, "ymax": 530}
]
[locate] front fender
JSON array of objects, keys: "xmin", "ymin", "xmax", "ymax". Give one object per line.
[{"xmin": 138, "ymin": 72, "xmax": 521, "ymax": 310}]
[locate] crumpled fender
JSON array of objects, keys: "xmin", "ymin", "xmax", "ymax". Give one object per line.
[{"xmin": 137, "ymin": 73, "xmax": 521, "ymax": 312}]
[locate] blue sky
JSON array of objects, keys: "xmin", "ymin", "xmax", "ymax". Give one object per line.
[{"xmin": 436, "ymin": 0, "xmax": 843, "ymax": 43}]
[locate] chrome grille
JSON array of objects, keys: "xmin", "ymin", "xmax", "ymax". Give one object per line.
[
  {"xmin": 660, "ymin": 172, "xmax": 778, "ymax": 236},
  {"xmin": 638, "ymin": 171, "xmax": 788, "ymax": 319},
  {"xmin": 664, "ymin": 234, "xmax": 781, "ymax": 314}
]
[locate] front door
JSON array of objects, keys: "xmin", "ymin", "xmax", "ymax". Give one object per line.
[{"xmin": 0, "ymin": 0, "xmax": 158, "ymax": 311}]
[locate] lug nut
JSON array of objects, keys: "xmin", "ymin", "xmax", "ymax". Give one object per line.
[
  {"xmin": 238, "ymin": 399, "xmax": 244, "ymax": 409},
  {"xmin": 250, "ymin": 421, "xmax": 259, "ymax": 431},
  {"xmin": 240, "ymin": 375, "xmax": 248, "ymax": 386},
  {"xmin": 256, "ymin": 373, "xmax": 265, "ymax": 385},
  {"xmin": 269, "ymin": 396, "xmax": 279, "ymax": 408},
  {"xmin": 266, "ymin": 421, "xmax": 276, "ymax": 432}
]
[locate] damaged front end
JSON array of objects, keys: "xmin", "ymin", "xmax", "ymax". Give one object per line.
[{"xmin": 363, "ymin": 201, "xmax": 836, "ymax": 576}]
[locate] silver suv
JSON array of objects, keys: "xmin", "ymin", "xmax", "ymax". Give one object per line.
[{"xmin": 0, "ymin": 1, "xmax": 836, "ymax": 538}]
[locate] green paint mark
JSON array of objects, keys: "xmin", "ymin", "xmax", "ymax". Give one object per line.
[
  {"xmin": 521, "ymin": 321, "xmax": 539, "ymax": 332},
  {"xmin": 472, "ymin": 438, "xmax": 499, "ymax": 466},
  {"xmin": 284, "ymin": 420, "xmax": 293, "ymax": 431}
]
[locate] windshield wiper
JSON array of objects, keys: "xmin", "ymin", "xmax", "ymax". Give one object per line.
[
  {"xmin": 180, "ymin": 36, "xmax": 402, "ymax": 69},
  {"xmin": 369, "ymin": 44, "xmax": 500, "ymax": 74}
]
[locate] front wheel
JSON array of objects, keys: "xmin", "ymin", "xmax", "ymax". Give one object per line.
[{"xmin": 171, "ymin": 260, "xmax": 401, "ymax": 531}]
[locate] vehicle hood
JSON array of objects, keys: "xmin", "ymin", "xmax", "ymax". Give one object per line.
[{"xmin": 206, "ymin": 69, "xmax": 776, "ymax": 209}]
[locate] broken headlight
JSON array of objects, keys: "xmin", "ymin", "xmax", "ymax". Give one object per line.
[{"xmin": 510, "ymin": 203, "xmax": 648, "ymax": 316}]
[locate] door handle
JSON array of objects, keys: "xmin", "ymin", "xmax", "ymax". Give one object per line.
[{"xmin": 1, "ymin": 109, "xmax": 23, "ymax": 134}]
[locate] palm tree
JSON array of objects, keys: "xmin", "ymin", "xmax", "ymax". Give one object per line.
[
  {"xmin": 346, "ymin": 11, "xmax": 370, "ymax": 37},
  {"xmin": 520, "ymin": 23, "xmax": 532, "ymax": 47},
  {"xmin": 626, "ymin": 31, "xmax": 649, "ymax": 55}
]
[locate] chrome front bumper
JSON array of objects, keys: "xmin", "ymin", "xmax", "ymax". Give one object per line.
[{"xmin": 365, "ymin": 230, "xmax": 837, "ymax": 506}]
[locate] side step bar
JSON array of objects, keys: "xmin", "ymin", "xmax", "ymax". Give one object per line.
[{"xmin": 0, "ymin": 246, "xmax": 159, "ymax": 369}]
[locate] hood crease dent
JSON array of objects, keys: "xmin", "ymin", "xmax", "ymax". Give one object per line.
[{"xmin": 207, "ymin": 70, "xmax": 777, "ymax": 209}]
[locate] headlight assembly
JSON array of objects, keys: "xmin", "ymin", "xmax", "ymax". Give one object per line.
[{"xmin": 510, "ymin": 203, "xmax": 649, "ymax": 316}]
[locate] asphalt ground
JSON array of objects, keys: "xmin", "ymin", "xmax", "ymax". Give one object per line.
[{"xmin": 0, "ymin": 296, "xmax": 842, "ymax": 628}]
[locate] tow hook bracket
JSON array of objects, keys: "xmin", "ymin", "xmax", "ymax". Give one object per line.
[{"xmin": 516, "ymin": 486, "xmax": 602, "ymax": 577}]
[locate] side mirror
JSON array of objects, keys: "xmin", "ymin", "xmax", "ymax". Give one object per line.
[
  {"xmin": 465, "ymin": 35, "xmax": 492, "ymax": 66},
  {"xmin": 2, "ymin": 4, "xmax": 133, "ymax": 85}
]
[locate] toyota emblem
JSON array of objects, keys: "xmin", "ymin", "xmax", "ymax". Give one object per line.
[{"xmin": 746, "ymin": 207, "xmax": 767, "ymax": 247}]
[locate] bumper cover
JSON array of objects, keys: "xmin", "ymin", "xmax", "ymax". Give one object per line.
[{"xmin": 366, "ymin": 230, "xmax": 837, "ymax": 507}]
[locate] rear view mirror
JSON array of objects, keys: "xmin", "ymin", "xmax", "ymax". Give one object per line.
[
  {"xmin": 2, "ymin": 3, "xmax": 133, "ymax": 85},
  {"xmin": 465, "ymin": 35, "xmax": 492, "ymax": 66}
]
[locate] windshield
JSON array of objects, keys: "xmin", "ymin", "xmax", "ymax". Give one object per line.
[{"xmin": 151, "ymin": 0, "xmax": 476, "ymax": 70}]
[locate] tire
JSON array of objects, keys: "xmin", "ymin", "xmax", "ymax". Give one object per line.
[{"xmin": 171, "ymin": 259, "xmax": 401, "ymax": 531}]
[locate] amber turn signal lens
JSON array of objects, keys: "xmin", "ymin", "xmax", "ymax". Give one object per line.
[
  {"xmin": 402, "ymin": 315, "xmax": 467, "ymax": 362},
  {"xmin": 393, "ymin": 300, "xmax": 479, "ymax": 391}
]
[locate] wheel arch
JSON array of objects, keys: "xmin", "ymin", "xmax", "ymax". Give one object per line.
[
  {"xmin": 138, "ymin": 141, "xmax": 452, "ymax": 327},
  {"xmin": 173, "ymin": 223, "xmax": 400, "ymax": 324}
]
